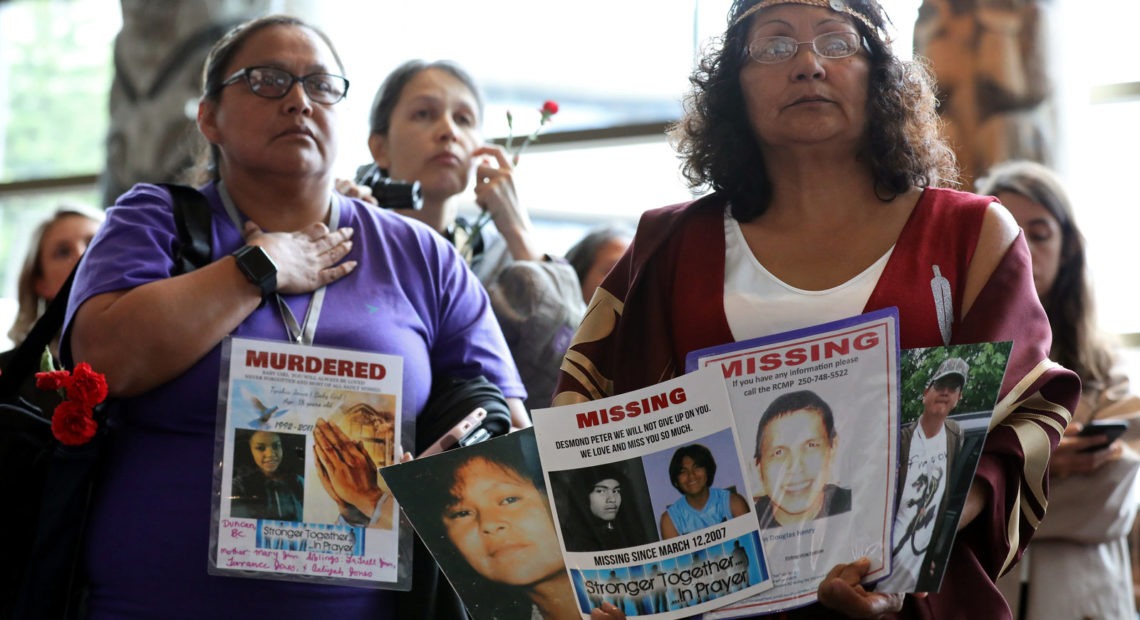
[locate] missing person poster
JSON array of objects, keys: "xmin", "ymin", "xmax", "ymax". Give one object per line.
[
  {"xmin": 686, "ymin": 309, "xmax": 900, "ymax": 616},
  {"xmin": 208, "ymin": 337, "xmax": 408, "ymax": 589},
  {"xmin": 531, "ymin": 368, "xmax": 773, "ymax": 618},
  {"xmin": 874, "ymin": 342, "xmax": 1010, "ymax": 594},
  {"xmin": 383, "ymin": 428, "xmax": 583, "ymax": 620}
]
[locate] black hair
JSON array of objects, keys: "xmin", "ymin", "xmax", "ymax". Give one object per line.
[
  {"xmin": 754, "ymin": 390, "xmax": 836, "ymax": 460},
  {"xmin": 368, "ymin": 59, "xmax": 484, "ymax": 137},
  {"xmin": 407, "ymin": 438, "xmax": 545, "ymax": 617},
  {"xmin": 577, "ymin": 463, "xmax": 628, "ymax": 498},
  {"xmin": 668, "ymin": 444, "xmax": 718, "ymax": 492},
  {"xmin": 194, "ymin": 14, "xmax": 345, "ymax": 182},
  {"xmin": 671, "ymin": 0, "xmax": 957, "ymax": 221},
  {"xmin": 564, "ymin": 225, "xmax": 635, "ymax": 286}
]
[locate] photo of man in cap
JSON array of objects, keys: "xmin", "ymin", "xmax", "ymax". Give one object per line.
[{"xmin": 878, "ymin": 357, "xmax": 968, "ymax": 592}]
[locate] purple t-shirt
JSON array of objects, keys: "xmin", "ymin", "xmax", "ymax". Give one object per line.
[{"xmin": 63, "ymin": 182, "xmax": 524, "ymax": 618}]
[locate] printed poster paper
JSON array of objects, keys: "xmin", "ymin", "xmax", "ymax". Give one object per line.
[
  {"xmin": 875, "ymin": 342, "xmax": 1010, "ymax": 593},
  {"xmin": 687, "ymin": 309, "xmax": 900, "ymax": 616},
  {"xmin": 531, "ymin": 368, "xmax": 774, "ymax": 618},
  {"xmin": 383, "ymin": 428, "xmax": 581, "ymax": 620},
  {"xmin": 209, "ymin": 336, "xmax": 408, "ymax": 589}
]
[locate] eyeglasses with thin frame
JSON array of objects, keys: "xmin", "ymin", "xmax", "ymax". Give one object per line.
[
  {"xmin": 214, "ymin": 66, "xmax": 349, "ymax": 104},
  {"xmin": 745, "ymin": 31, "xmax": 862, "ymax": 64}
]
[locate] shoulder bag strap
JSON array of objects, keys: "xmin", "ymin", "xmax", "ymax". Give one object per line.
[
  {"xmin": 0, "ymin": 268, "xmax": 77, "ymax": 400},
  {"xmin": 162, "ymin": 183, "xmax": 213, "ymax": 275}
]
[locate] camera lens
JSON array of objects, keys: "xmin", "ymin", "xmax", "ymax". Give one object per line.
[{"xmin": 372, "ymin": 177, "xmax": 423, "ymax": 210}]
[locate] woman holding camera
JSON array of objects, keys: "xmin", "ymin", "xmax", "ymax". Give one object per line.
[{"xmin": 360, "ymin": 60, "xmax": 585, "ymax": 410}]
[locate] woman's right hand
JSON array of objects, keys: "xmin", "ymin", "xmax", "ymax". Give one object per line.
[
  {"xmin": 1050, "ymin": 422, "xmax": 1123, "ymax": 478},
  {"xmin": 471, "ymin": 145, "xmax": 542, "ymax": 262},
  {"xmin": 242, "ymin": 220, "xmax": 357, "ymax": 294}
]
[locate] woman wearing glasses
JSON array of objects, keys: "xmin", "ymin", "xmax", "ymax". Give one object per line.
[
  {"xmin": 555, "ymin": 1, "xmax": 1078, "ymax": 618},
  {"xmin": 64, "ymin": 15, "xmax": 524, "ymax": 618}
]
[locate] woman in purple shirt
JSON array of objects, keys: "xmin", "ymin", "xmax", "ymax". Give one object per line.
[{"xmin": 65, "ymin": 15, "xmax": 524, "ymax": 618}]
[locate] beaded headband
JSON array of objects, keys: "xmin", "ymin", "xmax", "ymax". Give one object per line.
[{"xmin": 734, "ymin": 0, "xmax": 879, "ymax": 35}]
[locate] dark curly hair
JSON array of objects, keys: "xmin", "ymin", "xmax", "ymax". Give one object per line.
[{"xmin": 671, "ymin": 0, "xmax": 958, "ymax": 222}]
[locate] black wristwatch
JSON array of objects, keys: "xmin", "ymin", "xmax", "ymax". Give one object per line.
[{"xmin": 232, "ymin": 245, "xmax": 278, "ymax": 296}]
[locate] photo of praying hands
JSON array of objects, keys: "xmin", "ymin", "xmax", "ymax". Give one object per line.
[{"xmin": 312, "ymin": 417, "xmax": 395, "ymax": 530}]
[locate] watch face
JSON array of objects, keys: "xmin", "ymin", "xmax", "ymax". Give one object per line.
[
  {"xmin": 236, "ymin": 245, "xmax": 277, "ymax": 293},
  {"xmin": 241, "ymin": 246, "xmax": 276, "ymax": 279}
]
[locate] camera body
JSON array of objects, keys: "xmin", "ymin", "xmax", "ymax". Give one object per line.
[{"xmin": 353, "ymin": 163, "xmax": 423, "ymax": 210}]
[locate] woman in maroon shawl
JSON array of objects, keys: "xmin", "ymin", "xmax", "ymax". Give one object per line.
[{"xmin": 559, "ymin": 1, "xmax": 1079, "ymax": 618}]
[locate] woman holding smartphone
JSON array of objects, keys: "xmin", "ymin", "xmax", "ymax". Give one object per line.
[{"xmin": 979, "ymin": 160, "xmax": 1140, "ymax": 619}]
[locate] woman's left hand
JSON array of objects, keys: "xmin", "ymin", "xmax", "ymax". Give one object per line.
[
  {"xmin": 334, "ymin": 178, "xmax": 378, "ymax": 205},
  {"xmin": 472, "ymin": 145, "xmax": 541, "ymax": 261},
  {"xmin": 590, "ymin": 602, "xmax": 627, "ymax": 620},
  {"xmin": 1050, "ymin": 422, "xmax": 1124, "ymax": 478},
  {"xmin": 816, "ymin": 558, "xmax": 907, "ymax": 618}
]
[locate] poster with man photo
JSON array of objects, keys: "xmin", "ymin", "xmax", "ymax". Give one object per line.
[
  {"xmin": 687, "ymin": 308, "xmax": 900, "ymax": 617},
  {"xmin": 531, "ymin": 368, "xmax": 773, "ymax": 618},
  {"xmin": 875, "ymin": 342, "xmax": 1011, "ymax": 594}
]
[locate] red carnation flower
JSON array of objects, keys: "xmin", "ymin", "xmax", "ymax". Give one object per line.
[
  {"xmin": 504, "ymin": 99, "xmax": 561, "ymax": 167},
  {"xmin": 34, "ymin": 349, "xmax": 110, "ymax": 447},
  {"xmin": 51, "ymin": 400, "xmax": 98, "ymax": 446},
  {"xmin": 66, "ymin": 362, "xmax": 110, "ymax": 407},
  {"xmin": 36, "ymin": 369, "xmax": 72, "ymax": 391}
]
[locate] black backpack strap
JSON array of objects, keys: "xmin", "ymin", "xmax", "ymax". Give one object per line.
[
  {"xmin": 161, "ymin": 183, "xmax": 213, "ymax": 275},
  {"xmin": 54, "ymin": 184, "xmax": 212, "ymax": 369},
  {"xmin": 0, "ymin": 268, "xmax": 77, "ymax": 399}
]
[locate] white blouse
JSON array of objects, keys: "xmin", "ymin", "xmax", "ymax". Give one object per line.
[{"xmin": 723, "ymin": 207, "xmax": 893, "ymax": 341}]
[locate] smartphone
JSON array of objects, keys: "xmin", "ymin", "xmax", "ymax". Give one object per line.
[
  {"xmin": 419, "ymin": 408, "xmax": 488, "ymax": 458},
  {"xmin": 1077, "ymin": 419, "xmax": 1129, "ymax": 453}
]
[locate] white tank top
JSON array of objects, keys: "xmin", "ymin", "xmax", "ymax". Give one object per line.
[{"xmin": 723, "ymin": 207, "xmax": 893, "ymax": 341}]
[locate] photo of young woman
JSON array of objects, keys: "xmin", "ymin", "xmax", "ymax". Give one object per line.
[
  {"xmin": 383, "ymin": 430, "xmax": 587, "ymax": 620},
  {"xmin": 230, "ymin": 429, "xmax": 305, "ymax": 522}
]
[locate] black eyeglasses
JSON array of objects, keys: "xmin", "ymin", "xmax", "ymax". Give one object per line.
[
  {"xmin": 214, "ymin": 66, "xmax": 349, "ymax": 104},
  {"xmin": 746, "ymin": 32, "xmax": 862, "ymax": 64}
]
